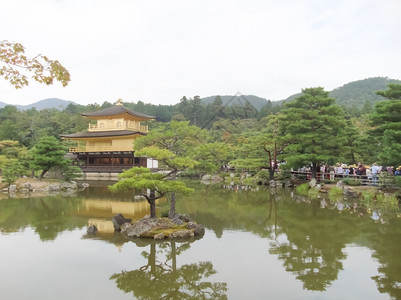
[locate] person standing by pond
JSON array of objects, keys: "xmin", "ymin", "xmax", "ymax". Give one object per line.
[
  {"xmin": 358, "ymin": 163, "xmax": 367, "ymax": 183},
  {"xmin": 336, "ymin": 163, "xmax": 344, "ymax": 178},
  {"xmin": 371, "ymin": 163, "xmax": 380, "ymax": 186},
  {"xmin": 349, "ymin": 165, "xmax": 355, "ymax": 177},
  {"xmin": 329, "ymin": 165, "xmax": 335, "ymax": 180},
  {"xmin": 320, "ymin": 165, "xmax": 326, "ymax": 181}
]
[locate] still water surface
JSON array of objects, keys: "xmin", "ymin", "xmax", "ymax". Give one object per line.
[{"xmin": 0, "ymin": 183, "xmax": 400, "ymax": 299}]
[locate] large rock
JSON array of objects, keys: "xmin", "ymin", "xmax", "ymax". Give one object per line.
[
  {"xmin": 112, "ymin": 213, "xmax": 132, "ymax": 231},
  {"xmin": 309, "ymin": 178, "xmax": 317, "ymax": 188},
  {"xmin": 283, "ymin": 179, "xmax": 294, "ymax": 188},
  {"xmin": 193, "ymin": 225, "xmax": 205, "ymax": 237},
  {"xmin": 122, "ymin": 217, "xmax": 158, "ymax": 237},
  {"xmin": 60, "ymin": 181, "xmax": 78, "ymax": 191},
  {"xmin": 24, "ymin": 182, "xmax": 34, "ymax": 192},
  {"xmin": 171, "ymin": 218, "xmax": 184, "ymax": 225},
  {"xmin": 186, "ymin": 221, "xmax": 198, "ymax": 229},
  {"xmin": 77, "ymin": 182, "xmax": 90, "ymax": 189},
  {"xmin": 201, "ymin": 174, "xmax": 212, "ymax": 184},
  {"xmin": 44, "ymin": 184, "xmax": 60, "ymax": 192},
  {"xmin": 336, "ymin": 180, "xmax": 345, "ymax": 190},
  {"xmin": 87, "ymin": 225, "xmax": 98, "ymax": 235},
  {"xmin": 174, "ymin": 214, "xmax": 192, "ymax": 222},
  {"xmin": 314, "ymin": 184, "xmax": 322, "ymax": 191},
  {"xmin": 187, "ymin": 222, "xmax": 205, "ymax": 236},
  {"xmin": 9, "ymin": 185, "xmax": 17, "ymax": 192},
  {"xmin": 116, "ymin": 215, "xmax": 205, "ymax": 239},
  {"xmin": 343, "ymin": 187, "xmax": 359, "ymax": 199},
  {"xmin": 201, "ymin": 174, "xmax": 223, "ymax": 185}
]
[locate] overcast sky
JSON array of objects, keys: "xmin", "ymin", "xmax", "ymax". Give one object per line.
[{"xmin": 1, "ymin": 0, "xmax": 400, "ymax": 106}]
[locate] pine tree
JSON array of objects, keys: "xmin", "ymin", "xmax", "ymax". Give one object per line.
[
  {"xmin": 371, "ymin": 84, "xmax": 401, "ymax": 166},
  {"xmin": 276, "ymin": 87, "xmax": 346, "ymax": 178},
  {"xmin": 30, "ymin": 136, "xmax": 68, "ymax": 180}
]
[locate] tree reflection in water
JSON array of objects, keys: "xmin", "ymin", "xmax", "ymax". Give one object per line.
[
  {"xmin": 110, "ymin": 240, "xmax": 227, "ymax": 299},
  {"xmin": 268, "ymin": 192, "xmax": 352, "ymax": 291}
]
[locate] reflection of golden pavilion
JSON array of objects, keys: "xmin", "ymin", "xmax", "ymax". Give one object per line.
[
  {"xmin": 88, "ymin": 218, "xmax": 115, "ymax": 233},
  {"xmin": 77, "ymin": 197, "xmax": 166, "ymax": 234}
]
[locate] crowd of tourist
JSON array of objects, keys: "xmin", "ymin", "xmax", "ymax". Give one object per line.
[{"xmin": 296, "ymin": 162, "xmax": 401, "ymax": 186}]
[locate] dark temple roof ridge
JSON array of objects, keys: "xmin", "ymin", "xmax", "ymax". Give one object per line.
[{"xmin": 81, "ymin": 105, "xmax": 155, "ymax": 119}]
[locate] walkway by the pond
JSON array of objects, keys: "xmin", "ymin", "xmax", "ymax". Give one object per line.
[{"xmin": 291, "ymin": 170, "xmax": 398, "ymax": 187}]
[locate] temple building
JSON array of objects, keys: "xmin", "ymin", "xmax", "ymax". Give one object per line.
[{"xmin": 61, "ymin": 100, "xmax": 156, "ymax": 174}]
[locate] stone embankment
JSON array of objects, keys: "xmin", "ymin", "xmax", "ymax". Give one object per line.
[{"xmin": 0, "ymin": 178, "xmax": 89, "ymax": 196}]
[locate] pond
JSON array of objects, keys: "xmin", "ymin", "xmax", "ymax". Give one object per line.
[{"xmin": 0, "ymin": 182, "xmax": 400, "ymax": 299}]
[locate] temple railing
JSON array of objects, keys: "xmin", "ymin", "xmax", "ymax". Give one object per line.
[
  {"xmin": 69, "ymin": 146, "xmax": 134, "ymax": 152},
  {"xmin": 88, "ymin": 123, "xmax": 148, "ymax": 133}
]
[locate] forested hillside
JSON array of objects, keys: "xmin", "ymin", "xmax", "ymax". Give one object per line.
[
  {"xmin": 0, "ymin": 98, "xmax": 76, "ymax": 110},
  {"xmin": 279, "ymin": 77, "xmax": 401, "ymax": 116},
  {"xmin": 201, "ymin": 95, "xmax": 268, "ymax": 111},
  {"xmin": 329, "ymin": 77, "xmax": 401, "ymax": 110}
]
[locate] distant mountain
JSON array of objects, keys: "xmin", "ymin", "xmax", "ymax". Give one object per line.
[
  {"xmin": 329, "ymin": 77, "xmax": 401, "ymax": 109},
  {"xmin": 0, "ymin": 98, "xmax": 77, "ymax": 110},
  {"xmin": 281, "ymin": 77, "xmax": 401, "ymax": 110},
  {"xmin": 201, "ymin": 95, "xmax": 268, "ymax": 111}
]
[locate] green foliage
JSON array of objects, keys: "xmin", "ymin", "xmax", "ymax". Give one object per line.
[
  {"xmin": 277, "ymin": 87, "xmax": 346, "ymax": 177},
  {"xmin": 329, "ymin": 77, "xmax": 401, "ymax": 113},
  {"xmin": 342, "ymin": 177, "xmax": 361, "ymax": 186},
  {"xmin": 328, "ymin": 187, "xmax": 343, "ymax": 198},
  {"xmin": 296, "ymin": 183, "xmax": 309, "ymax": 196},
  {"xmin": 255, "ymin": 169, "xmax": 270, "ymax": 184},
  {"xmin": 308, "ymin": 188, "xmax": 319, "ymax": 199},
  {"xmin": 376, "ymin": 83, "xmax": 401, "ymax": 99},
  {"xmin": 135, "ymin": 121, "xmax": 207, "ymax": 153},
  {"xmin": 370, "ymin": 84, "xmax": 401, "ymax": 166},
  {"xmin": 123, "ymin": 100, "xmax": 175, "ymax": 122},
  {"xmin": 61, "ymin": 165, "xmax": 83, "ymax": 182},
  {"xmin": 361, "ymin": 190, "xmax": 399, "ymax": 211},
  {"xmin": 0, "ymin": 104, "xmax": 89, "ymax": 147},
  {"xmin": 112, "ymin": 122, "xmax": 203, "ymax": 218},
  {"xmin": 274, "ymin": 167, "xmax": 292, "ymax": 180},
  {"xmin": 378, "ymin": 172, "xmax": 396, "ymax": 188},
  {"xmin": 395, "ymin": 177, "xmax": 401, "ymax": 188},
  {"xmin": 137, "ymin": 147, "xmax": 198, "ymax": 172},
  {"xmin": 201, "ymin": 94, "xmax": 269, "ymax": 111},
  {"xmin": 295, "ymin": 183, "xmax": 321, "ymax": 199},
  {"xmin": 0, "ymin": 157, "xmax": 24, "ymax": 186},
  {"xmin": 109, "ymin": 167, "xmax": 194, "ymax": 199},
  {"xmin": 30, "ymin": 136, "xmax": 69, "ymax": 180},
  {"xmin": 190, "ymin": 142, "xmax": 231, "ymax": 173},
  {"xmin": 0, "ymin": 140, "xmax": 28, "ymax": 159}
]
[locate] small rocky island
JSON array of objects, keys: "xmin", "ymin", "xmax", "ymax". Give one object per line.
[{"xmin": 88, "ymin": 213, "xmax": 205, "ymax": 240}]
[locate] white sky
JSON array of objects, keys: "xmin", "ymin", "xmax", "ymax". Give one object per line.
[{"xmin": 1, "ymin": 0, "xmax": 401, "ymax": 106}]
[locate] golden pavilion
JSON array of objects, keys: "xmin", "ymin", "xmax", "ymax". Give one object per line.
[{"xmin": 61, "ymin": 99, "xmax": 155, "ymax": 173}]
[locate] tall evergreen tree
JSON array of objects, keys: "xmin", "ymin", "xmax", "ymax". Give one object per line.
[
  {"xmin": 276, "ymin": 87, "xmax": 346, "ymax": 178},
  {"xmin": 30, "ymin": 136, "xmax": 68, "ymax": 180},
  {"xmin": 370, "ymin": 84, "xmax": 401, "ymax": 166}
]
